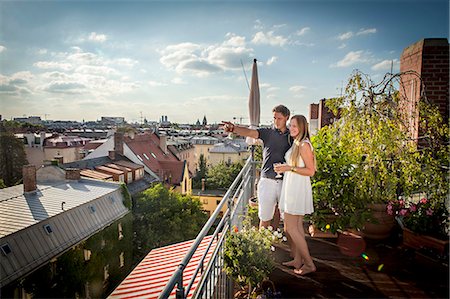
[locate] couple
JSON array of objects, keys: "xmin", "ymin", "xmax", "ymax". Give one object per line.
[{"xmin": 223, "ymin": 104, "xmax": 316, "ymax": 276}]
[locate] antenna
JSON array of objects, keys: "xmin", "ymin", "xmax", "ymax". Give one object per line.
[{"xmin": 240, "ymin": 59, "xmax": 250, "ymax": 91}]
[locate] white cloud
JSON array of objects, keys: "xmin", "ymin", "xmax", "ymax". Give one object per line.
[
  {"xmin": 88, "ymin": 32, "xmax": 108, "ymax": 43},
  {"xmin": 289, "ymin": 85, "xmax": 307, "ymax": 93},
  {"xmin": 253, "ymin": 19, "xmax": 264, "ymax": 30},
  {"xmin": 371, "ymin": 59, "xmax": 399, "ymax": 71},
  {"xmin": 357, "ymin": 28, "xmax": 377, "ymax": 35},
  {"xmin": 148, "ymin": 80, "xmax": 167, "ymax": 87},
  {"xmin": 34, "ymin": 61, "xmax": 73, "ymax": 71},
  {"xmin": 338, "ymin": 43, "xmax": 347, "ymax": 49},
  {"xmin": 41, "ymin": 81, "xmax": 87, "ymax": 94},
  {"xmin": 37, "ymin": 48, "xmax": 48, "ymax": 55},
  {"xmin": 224, "ymin": 33, "xmax": 246, "ymax": 47},
  {"xmin": 114, "ymin": 58, "xmax": 139, "ymax": 67},
  {"xmin": 337, "ymin": 31, "xmax": 353, "ymax": 41},
  {"xmin": 0, "ymin": 45, "xmax": 6, "ymax": 53},
  {"xmin": 266, "ymin": 56, "xmax": 278, "ymax": 66},
  {"xmin": 159, "ymin": 35, "xmax": 254, "ymax": 77},
  {"xmin": 171, "ymin": 77, "xmax": 186, "ymax": 84},
  {"xmin": 332, "ymin": 50, "xmax": 370, "ymax": 68},
  {"xmin": 251, "ymin": 31, "xmax": 288, "ymax": 47},
  {"xmin": 267, "ymin": 86, "xmax": 280, "ymax": 93},
  {"xmin": 296, "ymin": 27, "xmax": 310, "ymax": 36}
]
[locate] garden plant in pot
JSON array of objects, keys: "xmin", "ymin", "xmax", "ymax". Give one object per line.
[{"xmin": 223, "ymin": 218, "xmax": 283, "ymax": 298}]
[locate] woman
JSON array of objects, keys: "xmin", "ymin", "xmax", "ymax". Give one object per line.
[{"xmin": 274, "ymin": 114, "xmax": 316, "ymax": 275}]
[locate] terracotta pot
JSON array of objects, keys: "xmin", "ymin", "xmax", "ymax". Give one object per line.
[
  {"xmin": 402, "ymin": 228, "xmax": 449, "ymax": 255},
  {"xmin": 362, "ymin": 203, "xmax": 395, "ymax": 239}
]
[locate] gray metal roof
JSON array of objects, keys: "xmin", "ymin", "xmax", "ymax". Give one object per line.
[{"xmin": 0, "ymin": 179, "xmax": 120, "ymax": 238}]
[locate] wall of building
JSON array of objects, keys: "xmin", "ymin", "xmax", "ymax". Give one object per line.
[{"xmin": 400, "ymin": 38, "xmax": 449, "ymax": 141}]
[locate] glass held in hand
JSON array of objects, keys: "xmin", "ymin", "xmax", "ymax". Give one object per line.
[{"xmin": 273, "ymin": 162, "xmax": 283, "ymax": 179}]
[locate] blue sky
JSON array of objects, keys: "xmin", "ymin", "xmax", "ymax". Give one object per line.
[{"xmin": 0, "ymin": 0, "xmax": 448, "ymax": 124}]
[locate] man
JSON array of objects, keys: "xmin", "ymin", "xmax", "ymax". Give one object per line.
[{"xmin": 223, "ymin": 105, "xmax": 292, "ymax": 228}]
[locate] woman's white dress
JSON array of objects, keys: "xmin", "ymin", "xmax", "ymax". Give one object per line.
[{"xmin": 279, "ymin": 142, "xmax": 314, "ymax": 216}]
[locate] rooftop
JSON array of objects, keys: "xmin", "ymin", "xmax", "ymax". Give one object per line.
[{"xmin": 0, "ymin": 178, "xmax": 120, "ymax": 238}]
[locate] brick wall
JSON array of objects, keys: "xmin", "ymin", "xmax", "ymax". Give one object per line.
[
  {"xmin": 400, "ymin": 38, "xmax": 449, "ymax": 141},
  {"xmin": 23, "ymin": 165, "xmax": 37, "ymax": 193}
]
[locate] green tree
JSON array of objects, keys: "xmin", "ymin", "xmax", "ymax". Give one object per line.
[
  {"xmin": 133, "ymin": 183, "xmax": 208, "ymax": 258},
  {"xmin": 193, "ymin": 154, "xmax": 207, "ymax": 189},
  {"xmin": 206, "ymin": 161, "xmax": 243, "ymax": 189},
  {"xmin": 0, "ymin": 131, "xmax": 28, "ymax": 186}
]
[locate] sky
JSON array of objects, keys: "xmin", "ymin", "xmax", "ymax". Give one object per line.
[{"xmin": 0, "ymin": 0, "xmax": 448, "ymax": 125}]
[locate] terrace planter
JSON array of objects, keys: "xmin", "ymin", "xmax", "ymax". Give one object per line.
[
  {"xmin": 362, "ymin": 203, "xmax": 395, "ymax": 240},
  {"xmin": 402, "ymin": 228, "xmax": 449, "ymax": 255}
]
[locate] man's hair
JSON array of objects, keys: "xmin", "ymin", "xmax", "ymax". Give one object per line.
[{"xmin": 272, "ymin": 105, "xmax": 290, "ymax": 117}]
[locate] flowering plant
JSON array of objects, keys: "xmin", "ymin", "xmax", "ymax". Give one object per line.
[
  {"xmin": 223, "ymin": 220, "xmax": 286, "ymax": 297},
  {"xmin": 387, "ymin": 196, "xmax": 449, "ymax": 239}
]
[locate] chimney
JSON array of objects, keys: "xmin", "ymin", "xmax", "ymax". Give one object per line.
[
  {"xmin": 66, "ymin": 168, "xmax": 81, "ymax": 180},
  {"xmin": 23, "ymin": 165, "xmax": 37, "ymax": 193},
  {"xmin": 201, "ymin": 178, "xmax": 205, "ymax": 191},
  {"xmin": 54, "ymin": 155, "xmax": 64, "ymax": 165},
  {"xmin": 39, "ymin": 132, "xmax": 46, "ymax": 147},
  {"xmin": 160, "ymin": 135, "xmax": 168, "ymax": 154},
  {"xmin": 108, "ymin": 150, "xmax": 116, "ymax": 161},
  {"xmin": 114, "ymin": 132, "xmax": 124, "ymax": 156}
]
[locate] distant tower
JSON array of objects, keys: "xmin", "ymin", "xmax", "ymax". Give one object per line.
[
  {"xmin": 202, "ymin": 115, "xmax": 207, "ymax": 126},
  {"xmin": 196, "ymin": 119, "xmax": 201, "ymax": 126}
]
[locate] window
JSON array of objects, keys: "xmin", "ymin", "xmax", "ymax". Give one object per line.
[
  {"xmin": 1, "ymin": 243, "xmax": 11, "ymax": 255},
  {"xmin": 89, "ymin": 205, "xmax": 96, "ymax": 213},
  {"xmin": 143, "ymin": 153, "xmax": 149, "ymax": 160},
  {"xmin": 118, "ymin": 223, "xmax": 123, "ymax": 240},
  {"xmin": 119, "ymin": 252, "xmax": 125, "ymax": 268},
  {"xmin": 109, "ymin": 196, "xmax": 116, "ymax": 204},
  {"xmin": 151, "ymin": 152, "xmax": 157, "ymax": 158},
  {"xmin": 44, "ymin": 224, "xmax": 53, "ymax": 234},
  {"xmin": 137, "ymin": 155, "xmax": 143, "ymax": 161},
  {"xmin": 84, "ymin": 249, "xmax": 92, "ymax": 261}
]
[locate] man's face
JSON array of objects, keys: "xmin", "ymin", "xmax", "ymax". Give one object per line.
[{"xmin": 273, "ymin": 112, "xmax": 289, "ymax": 130}]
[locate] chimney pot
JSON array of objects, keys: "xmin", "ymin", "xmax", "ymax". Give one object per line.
[
  {"xmin": 23, "ymin": 165, "xmax": 37, "ymax": 193},
  {"xmin": 66, "ymin": 168, "xmax": 81, "ymax": 180},
  {"xmin": 201, "ymin": 178, "xmax": 205, "ymax": 191},
  {"xmin": 114, "ymin": 132, "xmax": 124, "ymax": 156},
  {"xmin": 108, "ymin": 150, "xmax": 116, "ymax": 160}
]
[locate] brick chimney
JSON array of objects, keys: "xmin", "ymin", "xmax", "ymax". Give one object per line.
[
  {"xmin": 65, "ymin": 168, "xmax": 81, "ymax": 180},
  {"xmin": 160, "ymin": 135, "xmax": 168, "ymax": 154},
  {"xmin": 114, "ymin": 132, "xmax": 124, "ymax": 156},
  {"xmin": 23, "ymin": 165, "xmax": 37, "ymax": 193}
]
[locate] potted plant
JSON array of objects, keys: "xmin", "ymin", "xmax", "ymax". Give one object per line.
[
  {"xmin": 389, "ymin": 196, "xmax": 449, "ymax": 255},
  {"xmin": 223, "ymin": 220, "xmax": 283, "ymax": 298}
]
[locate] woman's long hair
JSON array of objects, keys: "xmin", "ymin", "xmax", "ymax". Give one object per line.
[{"xmin": 289, "ymin": 115, "xmax": 315, "ymax": 169}]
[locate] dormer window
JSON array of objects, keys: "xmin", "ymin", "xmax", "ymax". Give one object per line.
[
  {"xmin": 44, "ymin": 224, "xmax": 53, "ymax": 234},
  {"xmin": 1, "ymin": 243, "xmax": 11, "ymax": 255}
]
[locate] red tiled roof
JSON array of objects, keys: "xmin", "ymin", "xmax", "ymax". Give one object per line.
[
  {"xmin": 124, "ymin": 134, "xmax": 185, "ymax": 185},
  {"xmin": 108, "ymin": 235, "xmax": 217, "ymax": 299}
]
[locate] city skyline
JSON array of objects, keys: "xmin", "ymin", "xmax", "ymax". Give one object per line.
[{"xmin": 0, "ymin": 0, "xmax": 448, "ymax": 124}]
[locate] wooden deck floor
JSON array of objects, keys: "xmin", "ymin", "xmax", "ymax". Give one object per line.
[{"xmin": 269, "ymin": 232, "xmax": 449, "ymax": 298}]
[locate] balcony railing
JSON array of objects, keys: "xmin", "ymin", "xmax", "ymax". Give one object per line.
[{"xmin": 159, "ymin": 153, "xmax": 257, "ymax": 299}]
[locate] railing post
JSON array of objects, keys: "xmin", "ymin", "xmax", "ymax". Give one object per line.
[
  {"xmin": 250, "ymin": 145, "xmax": 256, "ymax": 198},
  {"xmin": 176, "ymin": 275, "xmax": 185, "ymax": 299}
]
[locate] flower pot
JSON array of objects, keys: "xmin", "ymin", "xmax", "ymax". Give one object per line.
[
  {"xmin": 308, "ymin": 224, "xmax": 338, "ymax": 238},
  {"xmin": 362, "ymin": 203, "xmax": 395, "ymax": 240},
  {"xmin": 402, "ymin": 228, "xmax": 449, "ymax": 255}
]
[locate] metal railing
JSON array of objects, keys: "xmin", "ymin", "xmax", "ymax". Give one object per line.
[{"xmin": 158, "ymin": 153, "xmax": 256, "ymax": 299}]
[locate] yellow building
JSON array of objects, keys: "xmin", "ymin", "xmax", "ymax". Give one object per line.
[
  {"xmin": 192, "ymin": 190, "xmax": 227, "ymax": 217},
  {"xmin": 208, "ymin": 139, "xmax": 250, "ymax": 166}
]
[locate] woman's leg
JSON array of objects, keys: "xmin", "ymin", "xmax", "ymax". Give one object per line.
[
  {"xmin": 282, "ymin": 230, "xmax": 301, "ymax": 267},
  {"xmin": 284, "ymin": 213, "xmax": 316, "ymax": 275}
]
